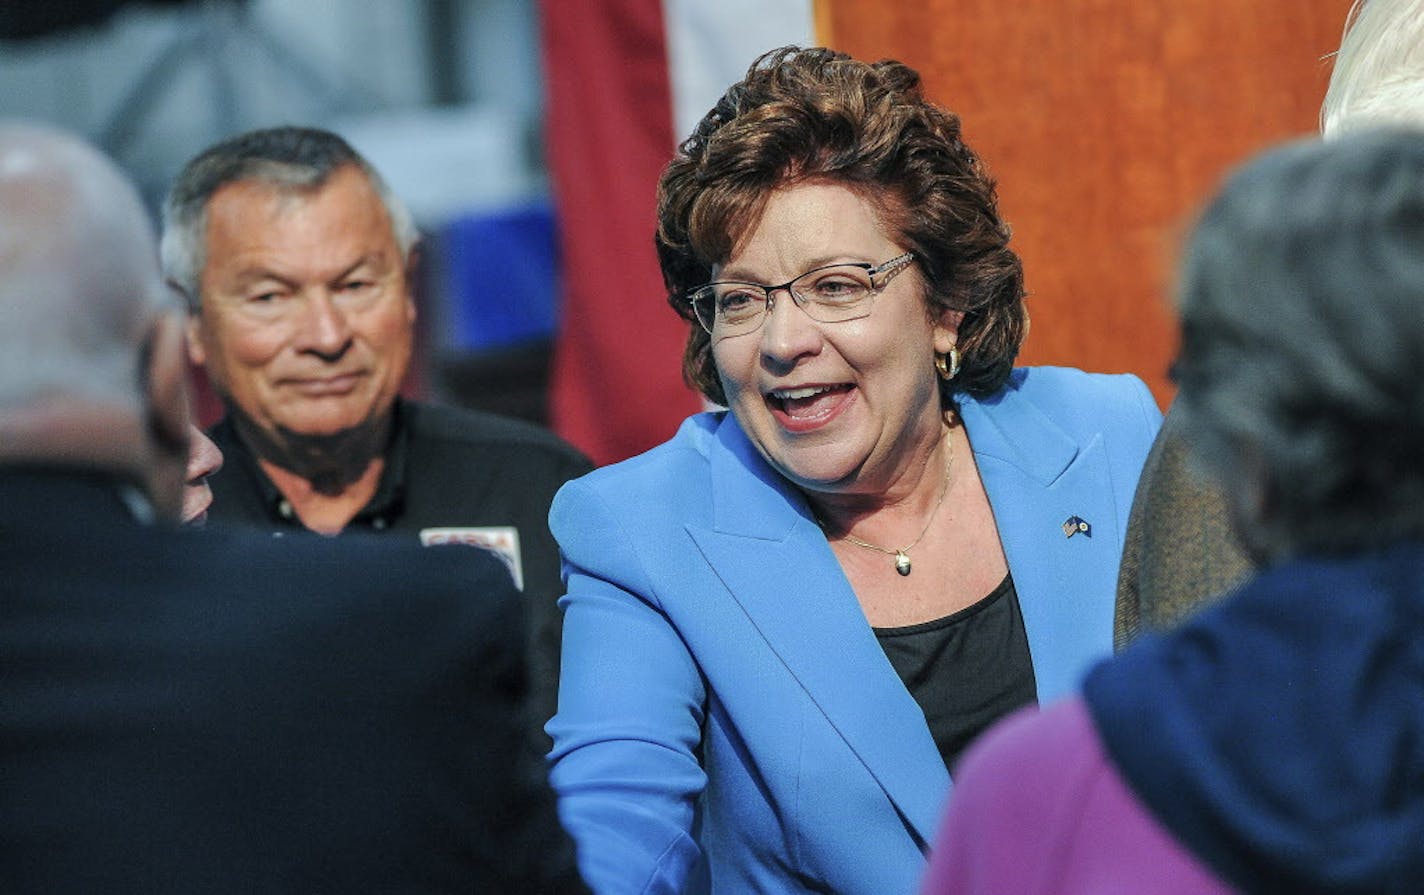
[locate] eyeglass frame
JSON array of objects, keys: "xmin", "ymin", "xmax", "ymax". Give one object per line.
[{"xmin": 685, "ymin": 251, "xmax": 917, "ymax": 336}]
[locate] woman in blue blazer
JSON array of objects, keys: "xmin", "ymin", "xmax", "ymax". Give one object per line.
[{"xmin": 547, "ymin": 48, "xmax": 1161, "ymax": 895}]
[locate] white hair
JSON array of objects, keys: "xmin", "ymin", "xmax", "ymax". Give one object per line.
[
  {"xmin": 1322, "ymin": 0, "xmax": 1424, "ymax": 137},
  {"xmin": 0, "ymin": 122, "xmax": 171, "ymax": 413}
]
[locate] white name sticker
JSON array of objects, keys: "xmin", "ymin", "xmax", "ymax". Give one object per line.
[{"xmin": 419, "ymin": 526, "xmax": 523, "ymax": 591}]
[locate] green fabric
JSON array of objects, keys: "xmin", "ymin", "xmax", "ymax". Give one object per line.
[{"xmin": 1114, "ymin": 406, "xmax": 1253, "ymax": 650}]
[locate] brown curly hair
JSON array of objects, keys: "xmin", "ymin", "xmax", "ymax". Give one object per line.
[{"xmin": 656, "ymin": 46, "xmax": 1027, "ymax": 406}]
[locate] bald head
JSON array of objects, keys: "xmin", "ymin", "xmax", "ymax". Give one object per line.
[
  {"xmin": 0, "ymin": 123, "xmax": 195, "ymax": 520},
  {"xmin": 0, "ymin": 122, "xmax": 170, "ymax": 412}
]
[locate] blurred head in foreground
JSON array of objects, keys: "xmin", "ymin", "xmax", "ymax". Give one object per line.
[
  {"xmin": 0, "ymin": 121, "xmax": 194, "ymax": 522},
  {"xmin": 1173, "ymin": 127, "xmax": 1424, "ymax": 563}
]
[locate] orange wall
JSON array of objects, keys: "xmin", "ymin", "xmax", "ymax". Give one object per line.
[{"xmin": 817, "ymin": 0, "xmax": 1352, "ymax": 407}]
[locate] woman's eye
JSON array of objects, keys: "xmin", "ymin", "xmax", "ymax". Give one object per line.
[
  {"xmin": 717, "ymin": 289, "xmax": 760, "ymax": 312},
  {"xmin": 812, "ymin": 277, "xmax": 865, "ymax": 299}
]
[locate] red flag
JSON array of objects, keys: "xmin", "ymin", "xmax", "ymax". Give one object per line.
[{"xmin": 541, "ymin": 0, "xmax": 702, "ymax": 466}]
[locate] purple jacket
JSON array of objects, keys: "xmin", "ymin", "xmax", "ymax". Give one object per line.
[{"xmin": 921, "ymin": 699, "xmax": 1228, "ymax": 895}]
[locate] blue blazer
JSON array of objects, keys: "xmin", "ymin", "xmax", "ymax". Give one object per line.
[{"xmin": 548, "ymin": 367, "xmax": 1162, "ymax": 895}]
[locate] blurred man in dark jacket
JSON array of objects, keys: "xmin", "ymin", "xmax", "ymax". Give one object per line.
[{"xmin": 0, "ymin": 121, "xmax": 585, "ymax": 895}]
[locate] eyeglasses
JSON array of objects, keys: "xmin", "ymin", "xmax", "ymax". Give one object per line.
[{"xmin": 687, "ymin": 252, "xmax": 916, "ymax": 337}]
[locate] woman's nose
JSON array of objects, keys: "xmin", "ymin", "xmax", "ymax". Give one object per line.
[{"xmin": 759, "ymin": 286, "xmax": 821, "ymax": 368}]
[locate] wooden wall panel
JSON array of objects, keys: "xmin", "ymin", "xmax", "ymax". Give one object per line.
[{"xmin": 817, "ymin": 0, "xmax": 1352, "ymax": 406}]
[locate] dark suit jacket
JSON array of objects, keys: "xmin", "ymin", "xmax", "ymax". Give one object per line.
[
  {"xmin": 0, "ymin": 469, "xmax": 586, "ymax": 894},
  {"xmin": 207, "ymin": 400, "xmax": 594, "ymax": 749}
]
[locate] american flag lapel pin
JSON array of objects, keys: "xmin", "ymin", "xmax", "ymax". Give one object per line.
[{"xmin": 1062, "ymin": 515, "xmax": 1091, "ymax": 538}]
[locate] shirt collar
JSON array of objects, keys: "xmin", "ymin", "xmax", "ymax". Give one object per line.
[{"xmin": 352, "ymin": 398, "xmax": 409, "ymax": 526}]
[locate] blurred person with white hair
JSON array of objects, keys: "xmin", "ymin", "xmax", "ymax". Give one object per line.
[
  {"xmin": 1114, "ymin": 0, "xmax": 1424, "ymax": 647},
  {"xmin": 926, "ymin": 126, "xmax": 1424, "ymax": 895}
]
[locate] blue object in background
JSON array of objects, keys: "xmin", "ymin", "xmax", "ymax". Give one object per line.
[{"xmin": 436, "ymin": 198, "xmax": 560, "ymax": 351}]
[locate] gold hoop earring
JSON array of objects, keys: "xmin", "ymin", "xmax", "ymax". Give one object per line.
[{"xmin": 935, "ymin": 347, "xmax": 960, "ymax": 380}]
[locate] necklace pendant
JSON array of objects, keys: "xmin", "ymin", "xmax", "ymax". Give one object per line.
[{"xmin": 894, "ymin": 551, "xmax": 912, "ymax": 576}]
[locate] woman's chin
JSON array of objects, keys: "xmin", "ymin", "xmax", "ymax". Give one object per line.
[{"xmin": 765, "ymin": 449, "xmax": 863, "ymax": 494}]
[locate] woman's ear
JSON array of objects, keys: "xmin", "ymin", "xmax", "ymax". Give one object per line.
[{"xmin": 933, "ymin": 308, "xmax": 964, "ymax": 355}]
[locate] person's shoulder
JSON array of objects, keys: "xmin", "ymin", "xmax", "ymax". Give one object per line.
[
  {"xmin": 548, "ymin": 412, "xmax": 722, "ymax": 543},
  {"xmin": 548, "ymin": 414, "xmax": 720, "ymax": 599},
  {"xmin": 404, "ymin": 400, "xmax": 592, "ymax": 471},
  {"xmin": 1004, "ymin": 365, "xmax": 1155, "ymax": 408},
  {"xmin": 997, "ymin": 366, "xmax": 1162, "ymax": 435},
  {"xmin": 190, "ymin": 523, "xmax": 519, "ymax": 625}
]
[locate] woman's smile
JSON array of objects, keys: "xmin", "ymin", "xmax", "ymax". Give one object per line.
[{"xmin": 765, "ymin": 382, "xmax": 856, "ymax": 431}]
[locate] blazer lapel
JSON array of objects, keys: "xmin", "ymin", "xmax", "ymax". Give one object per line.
[
  {"xmin": 958, "ymin": 387, "xmax": 1122, "ymax": 702},
  {"xmin": 686, "ymin": 415, "xmax": 949, "ymax": 848}
]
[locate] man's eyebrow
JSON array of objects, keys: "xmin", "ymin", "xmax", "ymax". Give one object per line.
[
  {"xmin": 331, "ymin": 254, "xmax": 389, "ymax": 281},
  {"xmin": 229, "ymin": 267, "xmax": 298, "ymax": 290}
]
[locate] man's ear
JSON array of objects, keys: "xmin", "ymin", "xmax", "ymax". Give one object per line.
[
  {"xmin": 147, "ymin": 313, "xmax": 191, "ymax": 439},
  {"xmin": 142, "ymin": 312, "xmax": 193, "ymax": 520},
  {"xmin": 403, "ymin": 242, "xmax": 421, "ymax": 324},
  {"xmin": 184, "ymin": 310, "xmax": 207, "ymax": 367}
]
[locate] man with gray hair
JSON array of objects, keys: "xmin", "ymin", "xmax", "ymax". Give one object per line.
[
  {"xmin": 0, "ymin": 121, "xmax": 585, "ymax": 894},
  {"xmin": 164, "ymin": 127, "xmax": 590, "ymax": 742}
]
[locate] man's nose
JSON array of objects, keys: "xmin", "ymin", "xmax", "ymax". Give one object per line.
[{"xmin": 297, "ymin": 292, "xmax": 354, "ymax": 358}]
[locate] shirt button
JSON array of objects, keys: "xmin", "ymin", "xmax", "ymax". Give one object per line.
[
  {"xmin": 372, "ymin": 517, "xmax": 388, "ymax": 530},
  {"xmin": 278, "ymin": 499, "xmax": 294, "ymax": 519}
]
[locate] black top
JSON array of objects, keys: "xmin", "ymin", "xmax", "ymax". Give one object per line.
[
  {"xmin": 205, "ymin": 398, "xmax": 593, "ymax": 749},
  {"xmin": 874, "ymin": 575, "xmax": 1037, "ymax": 771}
]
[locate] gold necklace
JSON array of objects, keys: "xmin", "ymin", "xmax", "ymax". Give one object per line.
[{"xmin": 819, "ymin": 431, "xmax": 955, "ymax": 577}]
